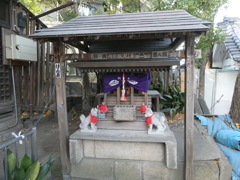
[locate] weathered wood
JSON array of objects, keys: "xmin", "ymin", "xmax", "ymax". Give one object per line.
[
  {"xmin": 164, "ymin": 70, "xmax": 168, "ymax": 92},
  {"xmin": 184, "ymin": 36, "xmax": 195, "ymax": 180},
  {"xmin": 14, "ymin": 66, "xmax": 21, "ymax": 114},
  {"xmin": 37, "ymin": 39, "xmax": 41, "ymax": 107},
  {"xmin": 131, "ymin": 87, "xmax": 134, "ymax": 105},
  {"xmin": 229, "ymin": 69, "xmax": 240, "ymax": 124},
  {"xmin": 30, "ymin": 10, "xmax": 210, "ymax": 41},
  {"xmin": 40, "ymin": 43, "xmax": 45, "ymax": 107},
  {"xmin": 104, "ymin": 93, "xmax": 107, "ymax": 105},
  {"xmin": 45, "ymin": 42, "xmax": 50, "ymax": 101},
  {"xmin": 49, "ymin": 50, "xmax": 201, "ymax": 61},
  {"xmin": 171, "ymin": 37, "xmax": 185, "ymax": 50},
  {"xmin": 53, "ymin": 42, "xmax": 70, "ymax": 176},
  {"xmin": 144, "ymin": 92, "xmax": 148, "ymax": 106},
  {"xmin": 117, "ymin": 87, "xmax": 120, "ymax": 104}
]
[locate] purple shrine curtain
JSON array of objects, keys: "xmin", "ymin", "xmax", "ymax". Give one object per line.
[{"xmin": 103, "ymin": 72, "xmax": 150, "ymax": 93}]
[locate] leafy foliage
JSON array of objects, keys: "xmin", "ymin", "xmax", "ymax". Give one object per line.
[
  {"xmin": 5, "ymin": 149, "xmax": 55, "ymax": 180},
  {"xmin": 149, "ymin": 78, "xmax": 184, "ymax": 119}
]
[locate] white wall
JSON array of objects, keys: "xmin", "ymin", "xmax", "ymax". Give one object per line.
[{"xmin": 202, "ymin": 69, "xmax": 238, "ymax": 114}]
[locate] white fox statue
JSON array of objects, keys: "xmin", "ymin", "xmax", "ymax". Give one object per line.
[
  {"xmin": 144, "ymin": 107, "xmax": 166, "ymax": 134},
  {"xmin": 80, "ymin": 108, "xmax": 98, "ymax": 132}
]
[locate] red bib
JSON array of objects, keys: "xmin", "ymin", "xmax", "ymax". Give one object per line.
[
  {"xmin": 145, "ymin": 114, "xmax": 154, "ymax": 125},
  {"xmin": 90, "ymin": 114, "xmax": 98, "ymax": 124}
]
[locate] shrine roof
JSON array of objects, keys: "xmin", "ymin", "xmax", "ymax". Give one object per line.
[{"xmin": 30, "ymin": 10, "xmax": 210, "ymax": 39}]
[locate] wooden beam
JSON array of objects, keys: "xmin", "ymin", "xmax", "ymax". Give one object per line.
[
  {"xmin": 31, "ymin": 1, "xmax": 75, "ymax": 20},
  {"xmin": 184, "ymin": 36, "xmax": 195, "ymax": 180},
  {"xmin": 48, "ymin": 49, "xmax": 201, "ymax": 61},
  {"xmin": 54, "ymin": 42, "xmax": 70, "ymax": 177},
  {"xmin": 171, "ymin": 37, "xmax": 185, "ymax": 50},
  {"xmin": 65, "ymin": 41, "xmax": 89, "ymax": 52}
]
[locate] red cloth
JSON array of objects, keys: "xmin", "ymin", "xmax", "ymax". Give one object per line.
[
  {"xmin": 140, "ymin": 105, "xmax": 147, "ymax": 113},
  {"xmin": 145, "ymin": 114, "xmax": 154, "ymax": 125},
  {"xmin": 99, "ymin": 104, "xmax": 108, "ymax": 112},
  {"xmin": 90, "ymin": 114, "xmax": 98, "ymax": 124}
]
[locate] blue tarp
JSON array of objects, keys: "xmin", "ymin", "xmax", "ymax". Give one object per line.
[
  {"xmin": 217, "ymin": 143, "xmax": 240, "ymax": 179},
  {"xmin": 195, "ymin": 114, "xmax": 240, "ymax": 179},
  {"xmin": 216, "ymin": 130, "xmax": 240, "ymax": 150}
]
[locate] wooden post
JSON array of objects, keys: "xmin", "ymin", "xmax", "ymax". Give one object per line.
[
  {"xmin": 104, "ymin": 93, "xmax": 107, "ymax": 105},
  {"xmin": 144, "ymin": 92, "xmax": 148, "ymax": 107},
  {"xmin": 130, "ymin": 87, "xmax": 134, "ymax": 105},
  {"xmin": 117, "ymin": 87, "xmax": 120, "ymax": 104},
  {"xmin": 184, "ymin": 36, "xmax": 195, "ymax": 180},
  {"xmin": 29, "ymin": 20, "xmax": 36, "ymax": 118},
  {"xmin": 54, "ymin": 42, "xmax": 70, "ymax": 177}
]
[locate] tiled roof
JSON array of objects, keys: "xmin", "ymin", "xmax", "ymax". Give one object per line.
[
  {"xmin": 30, "ymin": 10, "xmax": 210, "ymax": 38},
  {"xmin": 218, "ymin": 17, "xmax": 240, "ymax": 61}
]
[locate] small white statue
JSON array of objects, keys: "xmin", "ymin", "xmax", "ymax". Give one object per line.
[
  {"xmin": 144, "ymin": 107, "xmax": 166, "ymax": 134},
  {"xmin": 80, "ymin": 108, "xmax": 98, "ymax": 132}
]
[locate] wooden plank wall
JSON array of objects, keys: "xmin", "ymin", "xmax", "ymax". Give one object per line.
[{"xmin": 20, "ymin": 41, "xmax": 55, "ymax": 114}]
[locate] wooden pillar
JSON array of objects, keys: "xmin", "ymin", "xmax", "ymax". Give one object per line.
[
  {"xmin": 144, "ymin": 92, "xmax": 148, "ymax": 106},
  {"xmin": 54, "ymin": 42, "xmax": 70, "ymax": 177},
  {"xmin": 117, "ymin": 87, "xmax": 120, "ymax": 104},
  {"xmin": 104, "ymin": 93, "xmax": 107, "ymax": 105},
  {"xmin": 130, "ymin": 87, "xmax": 134, "ymax": 105},
  {"xmin": 184, "ymin": 36, "xmax": 195, "ymax": 180},
  {"xmin": 29, "ymin": 20, "xmax": 36, "ymax": 118}
]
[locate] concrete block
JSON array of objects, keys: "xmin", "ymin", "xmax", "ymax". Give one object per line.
[
  {"xmin": 194, "ymin": 161, "xmax": 219, "ymax": 180},
  {"xmin": 143, "ymin": 162, "xmax": 171, "ymax": 180},
  {"xmin": 83, "ymin": 140, "xmax": 95, "ymax": 157},
  {"xmin": 95, "ymin": 141, "xmax": 164, "ymax": 161},
  {"xmin": 115, "ymin": 161, "xmax": 142, "ymax": 180},
  {"xmin": 218, "ymin": 150, "xmax": 232, "ymax": 180},
  {"xmin": 143, "ymin": 161, "xmax": 219, "ymax": 180},
  {"xmin": 69, "ymin": 139, "xmax": 83, "ymax": 164},
  {"xmin": 71, "ymin": 158, "xmax": 113, "ymax": 180},
  {"xmin": 165, "ymin": 141, "xmax": 177, "ymax": 169}
]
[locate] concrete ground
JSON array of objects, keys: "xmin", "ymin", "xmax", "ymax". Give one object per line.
[{"xmin": 0, "ymin": 112, "xmax": 232, "ymax": 180}]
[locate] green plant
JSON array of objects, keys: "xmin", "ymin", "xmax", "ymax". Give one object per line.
[
  {"xmin": 5, "ymin": 149, "xmax": 56, "ymax": 180},
  {"xmin": 149, "ymin": 79, "xmax": 185, "ymax": 119}
]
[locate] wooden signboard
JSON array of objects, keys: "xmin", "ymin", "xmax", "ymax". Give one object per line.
[{"xmin": 49, "ymin": 50, "xmax": 202, "ymax": 61}]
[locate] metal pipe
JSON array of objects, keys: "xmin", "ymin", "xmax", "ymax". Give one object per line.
[
  {"xmin": 31, "ymin": 127, "xmax": 37, "ymax": 162},
  {"xmin": 4, "ymin": 147, "xmax": 8, "ymax": 180},
  {"xmin": 0, "ymin": 130, "xmax": 33, "ymax": 149},
  {"xmin": 0, "ymin": 66, "xmax": 18, "ymax": 132}
]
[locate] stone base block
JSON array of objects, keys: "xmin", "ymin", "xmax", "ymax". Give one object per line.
[{"xmin": 71, "ymin": 158, "xmax": 220, "ymax": 180}]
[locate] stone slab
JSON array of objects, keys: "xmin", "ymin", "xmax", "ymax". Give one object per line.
[
  {"xmin": 218, "ymin": 149, "xmax": 232, "ymax": 180},
  {"xmin": 70, "ymin": 127, "xmax": 174, "ymax": 144},
  {"xmin": 174, "ymin": 125, "xmax": 221, "ymax": 161},
  {"xmin": 143, "ymin": 161, "xmax": 219, "ymax": 180},
  {"xmin": 69, "ymin": 139, "xmax": 83, "ymax": 164},
  {"xmin": 97, "ymin": 121, "xmax": 147, "ymax": 131},
  {"xmin": 115, "ymin": 161, "xmax": 142, "ymax": 180},
  {"xmin": 83, "ymin": 140, "xmax": 95, "ymax": 158},
  {"xmin": 70, "ymin": 127, "xmax": 177, "ymax": 169},
  {"xmin": 95, "ymin": 140, "xmax": 164, "ymax": 161},
  {"xmin": 71, "ymin": 158, "xmax": 113, "ymax": 180}
]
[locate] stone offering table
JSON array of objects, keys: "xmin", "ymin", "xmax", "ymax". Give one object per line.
[{"xmin": 69, "ymin": 123, "xmax": 177, "ymax": 179}]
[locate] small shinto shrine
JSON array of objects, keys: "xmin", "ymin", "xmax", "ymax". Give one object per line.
[{"xmin": 30, "ymin": 10, "xmax": 210, "ymax": 179}]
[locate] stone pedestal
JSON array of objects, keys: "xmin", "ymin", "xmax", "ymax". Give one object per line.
[{"xmin": 69, "ymin": 124, "xmax": 177, "ymax": 179}]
